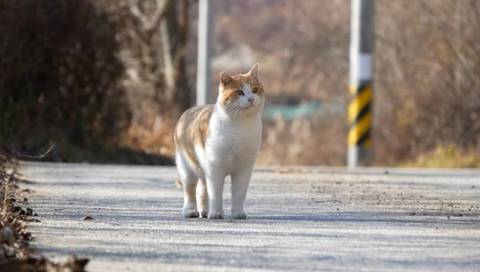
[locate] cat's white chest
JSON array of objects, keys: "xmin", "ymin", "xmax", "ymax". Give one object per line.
[{"xmin": 205, "ymin": 113, "xmax": 261, "ymax": 173}]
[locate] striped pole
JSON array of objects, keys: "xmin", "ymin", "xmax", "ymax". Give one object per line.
[{"xmin": 348, "ymin": 0, "xmax": 374, "ymax": 168}]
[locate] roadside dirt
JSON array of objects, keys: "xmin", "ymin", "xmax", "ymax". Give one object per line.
[
  {"xmin": 307, "ymin": 172, "xmax": 480, "ymax": 218},
  {"xmin": 1, "ymin": 155, "xmax": 89, "ymax": 272}
]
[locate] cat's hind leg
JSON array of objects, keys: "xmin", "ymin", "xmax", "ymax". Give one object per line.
[
  {"xmin": 196, "ymin": 178, "xmax": 208, "ymax": 218},
  {"xmin": 176, "ymin": 152, "xmax": 199, "ymax": 218}
]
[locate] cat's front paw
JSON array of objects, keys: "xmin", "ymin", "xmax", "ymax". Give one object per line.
[
  {"xmin": 232, "ymin": 211, "xmax": 247, "ymax": 220},
  {"xmin": 199, "ymin": 210, "xmax": 208, "ymax": 218},
  {"xmin": 183, "ymin": 209, "xmax": 199, "ymax": 218},
  {"xmin": 208, "ymin": 212, "xmax": 224, "ymax": 219}
]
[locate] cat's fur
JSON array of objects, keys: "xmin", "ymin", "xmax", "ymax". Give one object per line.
[{"xmin": 174, "ymin": 64, "xmax": 264, "ymax": 219}]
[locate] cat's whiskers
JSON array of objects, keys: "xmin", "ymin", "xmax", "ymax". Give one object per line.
[{"xmin": 224, "ymin": 103, "xmax": 243, "ymax": 118}]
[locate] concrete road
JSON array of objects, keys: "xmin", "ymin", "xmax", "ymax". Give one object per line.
[{"xmin": 21, "ymin": 162, "xmax": 480, "ymax": 272}]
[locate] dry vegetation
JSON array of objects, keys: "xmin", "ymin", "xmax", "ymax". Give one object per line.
[
  {"xmin": 0, "ymin": 0, "xmax": 479, "ymax": 167},
  {"xmin": 0, "ymin": 154, "xmax": 30, "ymax": 265},
  {"xmin": 375, "ymin": 0, "xmax": 480, "ymax": 166},
  {"xmin": 0, "ymin": 152, "xmax": 88, "ymax": 271},
  {"xmin": 403, "ymin": 145, "xmax": 480, "ymax": 168}
]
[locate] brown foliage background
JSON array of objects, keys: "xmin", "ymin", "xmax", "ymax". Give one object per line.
[
  {"xmin": 213, "ymin": 0, "xmax": 480, "ymax": 166},
  {"xmin": 0, "ymin": 0, "xmax": 479, "ymax": 166},
  {"xmin": 374, "ymin": 0, "xmax": 480, "ymax": 164},
  {"xmin": 0, "ymin": 0, "xmax": 188, "ymax": 164}
]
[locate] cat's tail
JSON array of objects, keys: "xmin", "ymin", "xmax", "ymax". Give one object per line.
[{"xmin": 175, "ymin": 178, "xmax": 183, "ymax": 189}]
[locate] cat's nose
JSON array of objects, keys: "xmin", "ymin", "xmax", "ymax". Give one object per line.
[{"xmin": 247, "ymin": 97, "xmax": 254, "ymax": 104}]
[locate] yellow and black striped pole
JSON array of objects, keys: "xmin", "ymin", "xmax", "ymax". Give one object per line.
[{"xmin": 348, "ymin": 0, "xmax": 374, "ymax": 167}]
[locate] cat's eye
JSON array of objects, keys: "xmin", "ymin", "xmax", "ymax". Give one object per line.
[
  {"xmin": 253, "ymin": 88, "xmax": 258, "ymax": 93},
  {"xmin": 236, "ymin": 90, "xmax": 244, "ymax": 96}
]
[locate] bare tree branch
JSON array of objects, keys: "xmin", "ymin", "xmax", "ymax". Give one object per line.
[{"xmin": 129, "ymin": 0, "xmax": 172, "ymax": 34}]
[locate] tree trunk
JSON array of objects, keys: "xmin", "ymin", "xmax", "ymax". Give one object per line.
[{"xmin": 160, "ymin": 0, "xmax": 191, "ymax": 113}]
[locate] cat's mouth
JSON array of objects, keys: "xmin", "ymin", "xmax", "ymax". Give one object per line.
[
  {"xmin": 241, "ymin": 105, "xmax": 254, "ymax": 111},
  {"xmin": 241, "ymin": 102, "xmax": 256, "ymax": 110}
]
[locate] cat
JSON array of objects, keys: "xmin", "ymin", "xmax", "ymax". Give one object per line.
[{"xmin": 174, "ymin": 63, "xmax": 264, "ymax": 219}]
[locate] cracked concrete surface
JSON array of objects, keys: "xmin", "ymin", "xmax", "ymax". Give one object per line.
[{"xmin": 21, "ymin": 162, "xmax": 480, "ymax": 271}]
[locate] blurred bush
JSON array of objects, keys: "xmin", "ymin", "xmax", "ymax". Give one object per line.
[
  {"xmin": 0, "ymin": 0, "xmax": 190, "ymax": 164},
  {"xmin": 0, "ymin": 0, "xmax": 129, "ymax": 161}
]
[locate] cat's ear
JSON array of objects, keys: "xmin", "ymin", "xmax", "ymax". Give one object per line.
[
  {"xmin": 246, "ymin": 63, "xmax": 259, "ymax": 80},
  {"xmin": 220, "ymin": 71, "xmax": 233, "ymax": 85}
]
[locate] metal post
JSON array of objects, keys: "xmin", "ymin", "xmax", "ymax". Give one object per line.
[
  {"xmin": 196, "ymin": 0, "xmax": 213, "ymax": 105},
  {"xmin": 348, "ymin": 0, "xmax": 374, "ymax": 168}
]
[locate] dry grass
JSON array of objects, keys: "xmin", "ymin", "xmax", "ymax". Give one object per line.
[
  {"xmin": 120, "ymin": 117, "xmax": 176, "ymax": 159},
  {"xmin": 402, "ymin": 145, "xmax": 480, "ymax": 168}
]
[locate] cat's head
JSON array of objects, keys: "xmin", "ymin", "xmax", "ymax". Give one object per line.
[{"xmin": 217, "ymin": 63, "xmax": 265, "ymax": 118}]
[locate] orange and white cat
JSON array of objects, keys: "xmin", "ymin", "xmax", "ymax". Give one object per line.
[{"xmin": 174, "ymin": 64, "xmax": 264, "ymax": 219}]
